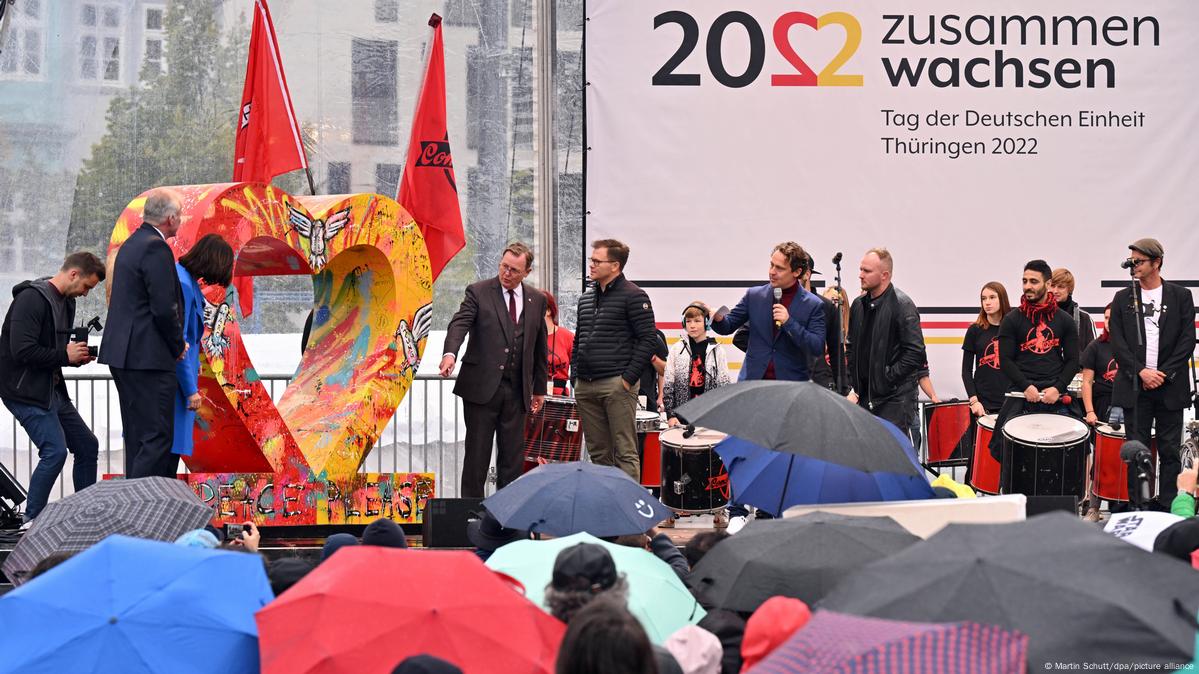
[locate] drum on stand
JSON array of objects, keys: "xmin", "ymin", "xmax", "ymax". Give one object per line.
[
  {"xmin": 1093, "ymin": 424, "xmax": 1158, "ymax": 503},
  {"xmin": 636, "ymin": 411, "xmax": 664, "ymax": 489},
  {"xmin": 968, "ymin": 414, "xmax": 1001, "ymax": 495},
  {"xmin": 523, "ymin": 395, "xmax": 582, "ymax": 473},
  {"xmin": 659, "ymin": 427, "xmax": 729, "ymax": 514},
  {"xmin": 1000, "ymin": 414, "xmax": 1088, "ymax": 497},
  {"xmin": 922, "ymin": 401, "xmax": 974, "ymax": 467}
]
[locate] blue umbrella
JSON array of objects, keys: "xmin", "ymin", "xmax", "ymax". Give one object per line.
[
  {"xmin": 483, "ymin": 461, "xmax": 670, "ymax": 537},
  {"xmin": 717, "ymin": 419, "xmax": 934, "ymax": 516},
  {"xmin": 0, "ymin": 535, "xmax": 273, "ymax": 674}
]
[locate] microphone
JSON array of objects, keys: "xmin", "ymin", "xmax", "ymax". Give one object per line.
[
  {"xmin": 773, "ymin": 287, "xmax": 783, "ymax": 327},
  {"xmin": 1121, "ymin": 258, "xmax": 1137, "ymax": 270},
  {"xmin": 682, "ymin": 424, "xmax": 696, "ymax": 439},
  {"xmin": 832, "ymin": 252, "xmax": 842, "ymax": 265},
  {"xmin": 1120, "ymin": 440, "xmax": 1151, "ymax": 465}
]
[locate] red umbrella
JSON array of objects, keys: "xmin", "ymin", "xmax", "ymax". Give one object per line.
[
  {"xmin": 749, "ymin": 610, "xmax": 1028, "ymax": 674},
  {"xmin": 256, "ymin": 547, "xmax": 565, "ymax": 673}
]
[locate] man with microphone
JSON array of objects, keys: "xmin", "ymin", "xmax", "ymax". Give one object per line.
[{"xmin": 709, "ymin": 241, "xmax": 826, "ymax": 530}]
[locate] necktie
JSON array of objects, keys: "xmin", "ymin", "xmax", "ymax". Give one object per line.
[{"xmin": 508, "ymin": 289, "xmax": 517, "ymax": 323}]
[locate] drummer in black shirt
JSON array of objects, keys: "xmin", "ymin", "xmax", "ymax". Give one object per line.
[
  {"xmin": 988, "ymin": 260, "xmax": 1081, "ymax": 463},
  {"xmin": 962, "ymin": 281, "xmax": 1013, "ymax": 417},
  {"xmin": 1081, "ymin": 304, "xmax": 1118, "ymax": 521}
]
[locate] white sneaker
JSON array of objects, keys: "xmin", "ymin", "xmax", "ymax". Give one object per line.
[
  {"xmin": 18, "ymin": 519, "xmax": 33, "ymax": 532},
  {"xmin": 726, "ymin": 515, "xmax": 749, "ymax": 535}
]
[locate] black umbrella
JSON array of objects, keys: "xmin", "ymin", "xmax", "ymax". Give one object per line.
[
  {"xmin": 819, "ymin": 512, "xmax": 1199, "ymax": 668},
  {"xmin": 673, "ymin": 381, "xmax": 921, "ymax": 475},
  {"xmin": 689, "ymin": 512, "xmax": 920, "ymax": 613}
]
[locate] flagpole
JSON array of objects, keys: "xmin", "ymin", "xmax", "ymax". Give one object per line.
[{"xmin": 304, "ymin": 166, "xmax": 317, "ymax": 195}]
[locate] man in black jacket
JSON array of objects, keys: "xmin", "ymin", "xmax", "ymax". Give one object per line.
[
  {"xmin": 1109, "ymin": 238, "xmax": 1196, "ymax": 508},
  {"xmin": 0, "ymin": 252, "xmax": 105, "ymax": 523},
  {"xmin": 572, "ymin": 239, "xmax": 658, "ymax": 481},
  {"xmin": 99, "ymin": 188, "xmax": 187, "ymax": 479},
  {"xmin": 846, "ymin": 248, "xmax": 928, "ymax": 435}
]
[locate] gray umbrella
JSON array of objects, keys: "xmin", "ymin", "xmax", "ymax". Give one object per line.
[
  {"xmin": 2, "ymin": 477, "xmax": 213, "ymax": 585},
  {"xmin": 689, "ymin": 512, "xmax": 920, "ymax": 613},
  {"xmin": 819, "ymin": 512, "xmax": 1199, "ymax": 668},
  {"xmin": 673, "ymin": 381, "xmax": 921, "ymax": 475}
]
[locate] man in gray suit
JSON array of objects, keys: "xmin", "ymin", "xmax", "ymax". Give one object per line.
[{"xmin": 440, "ymin": 242, "xmax": 549, "ymax": 497}]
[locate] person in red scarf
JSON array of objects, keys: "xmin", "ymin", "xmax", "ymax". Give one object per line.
[
  {"xmin": 987, "ymin": 259, "xmax": 1081, "ymax": 468},
  {"xmin": 542, "ymin": 291, "xmax": 574, "ymax": 396}
]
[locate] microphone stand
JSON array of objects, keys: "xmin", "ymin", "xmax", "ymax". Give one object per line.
[
  {"xmin": 1125, "ymin": 263, "xmax": 1146, "ymax": 506},
  {"xmin": 833, "ymin": 255, "xmax": 848, "ymax": 396}
]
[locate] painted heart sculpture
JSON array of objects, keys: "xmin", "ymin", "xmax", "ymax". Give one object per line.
[{"xmin": 107, "ymin": 183, "xmax": 435, "ymax": 524}]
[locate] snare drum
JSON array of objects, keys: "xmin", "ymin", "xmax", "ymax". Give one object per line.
[
  {"xmin": 660, "ymin": 427, "xmax": 729, "ymax": 514},
  {"xmin": 524, "ymin": 395, "xmax": 582, "ymax": 465},
  {"xmin": 968, "ymin": 414, "xmax": 1001, "ymax": 495},
  {"xmin": 1093, "ymin": 424, "xmax": 1158, "ymax": 502},
  {"xmin": 922, "ymin": 401, "xmax": 973, "ymax": 466},
  {"xmin": 1000, "ymin": 414, "xmax": 1088, "ymax": 497},
  {"xmin": 636, "ymin": 412, "xmax": 664, "ymax": 489}
]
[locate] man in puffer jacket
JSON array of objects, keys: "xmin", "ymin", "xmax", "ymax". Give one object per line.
[{"xmin": 572, "ymin": 239, "xmax": 659, "ymax": 481}]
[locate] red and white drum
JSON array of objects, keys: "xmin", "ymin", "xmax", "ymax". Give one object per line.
[
  {"xmin": 637, "ymin": 411, "xmax": 664, "ymax": 489},
  {"xmin": 969, "ymin": 414, "xmax": 1001, "ymax": 495},
  {"xmin": 922, "ymin": 401, "xmax": 973, "ymax": 467},
  {"xmin": 523, "ymin": 395, "xmax": 582, "ymax": 473},
  {"xmin": 1093, "ymin": 424, "xmax": 1158, "ymax": 503}
]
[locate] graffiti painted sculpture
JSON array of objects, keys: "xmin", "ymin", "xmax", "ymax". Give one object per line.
[{"xmin": 107, "ymin": 184, "xmax": 435, "ymax": 525}]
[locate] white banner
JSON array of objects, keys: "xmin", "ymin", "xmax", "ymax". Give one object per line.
[{"xmin": 585, "ymin": 1, "xmax": 1199, "ymax": 395}]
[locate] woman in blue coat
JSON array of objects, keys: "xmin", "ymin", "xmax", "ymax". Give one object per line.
[{"xmin": 173, "ymin": 234, "xmax": 235, "ymax": 457}]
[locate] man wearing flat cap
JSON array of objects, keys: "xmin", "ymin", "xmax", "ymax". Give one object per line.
[{"xmin": 1108, "ymin": 238, "xmax": 1197, "ymax": 509}]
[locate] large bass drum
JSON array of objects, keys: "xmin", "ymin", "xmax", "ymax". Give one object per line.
[
  {"xmin": 1000, "ymin": 414, "xmax": 1088, "ymax": 497},
  {"xmin": 659, "ymin": 427, "xmax": 729, "ymax": 514}
]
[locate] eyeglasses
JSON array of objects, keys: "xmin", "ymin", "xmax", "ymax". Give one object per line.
[
  {"xmin": 499, "ymin": 263, "xmax": 527, "ymax": 275},
  {"xmin": 588, "ymin": 258, "xmax": 615, "ymax": 267}
]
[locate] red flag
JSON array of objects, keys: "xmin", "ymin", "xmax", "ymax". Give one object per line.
[
  {"xmin": 232, "ymin": 0, "xmax": 307, "ymax": 316},
  {"xmin": 398, "ymin": 14, "xmax": 465, "ymax": 282}
]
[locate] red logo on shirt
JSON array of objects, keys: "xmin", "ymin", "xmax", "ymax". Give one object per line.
[
  {"xmin": 1103, "ymin": 358, "xmax": 1118, "ymax": 383},
  {"xmin": 979, "ymin": 338, "xmax": 1001, "ymax": 370},
  {"xmin": 1021, "ymin": 322, "xmax": 1060, "ymax": 355}
]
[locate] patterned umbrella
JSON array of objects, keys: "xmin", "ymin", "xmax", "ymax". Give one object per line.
[
  {"xmin": 2, "ymin": 477, "xmax": 212, "ymax": 585},
  {"xmin": 749, "ymin": 610, "xmax": 1028, "ymax": 674}
]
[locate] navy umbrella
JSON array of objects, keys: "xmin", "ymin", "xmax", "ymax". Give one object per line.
[
  {"xmin": 483, "ymin": 461, "xmax": 670, "ymax": 537},
  {"xmin": 673, "ymin": 381, "xmax": 921, "ymax": 476},
  {"xmin": 717, "ymin": 419, "xmax": 934, "ymax": 516}
]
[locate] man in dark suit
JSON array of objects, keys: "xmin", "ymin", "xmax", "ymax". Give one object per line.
[
  {"xmin": 100, "ymin": 188, "xmax": 187, "ymax": 479},
  {"xmin": 440, "ymin": 242, "xmax": 548, "ymax": 497},
  {"xmin": 1109, "ymin": 238, "xmax": 1197, "ymax": 509}
]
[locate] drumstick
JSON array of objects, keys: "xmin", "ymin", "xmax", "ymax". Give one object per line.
[{"xmin": 1004, "ymin": 391, "xmax": 1073, "ymax": 405}]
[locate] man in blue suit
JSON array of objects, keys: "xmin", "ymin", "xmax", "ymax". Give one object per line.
[
  {"xmin": 710, "ymin": 241, "xmax": 827, "ymax": 529},
  {"xmin": 100, "ymin": 188, "xmax": 187, "ymax": 479},
  {"xmin": 712, "ymin": 242, "xmax": 826, "ymax": 382}
]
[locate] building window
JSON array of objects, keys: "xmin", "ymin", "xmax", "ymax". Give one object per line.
[
  {"xmin": 375, "ymin": 163, "xmax": 403, "ymax": 197},
  {"xmin": 374, "ymin": 0, "xmax": 399, "ymax": 23},
  {"xmin": 79, "ymin": 2, "xmax": 124, "ymax": 83},
  {"xmin": 142, "ymin": 5, "xmax": 167, "ymax": 79},
  {"xmin": 351, "ymin": 39, "xmax": 398, "ymax": 146},
  {"xmin": 328, "ymin": 162, "xmax": 351, "ymax": 194},
  {"xmin": 0, "ymin": 0, "xmax": 46, "ymax": 79}
]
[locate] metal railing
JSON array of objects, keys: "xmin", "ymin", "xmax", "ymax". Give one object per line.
[{"xmin": 1, "ymin": 373, "xmax": 468, "ymax": 504}]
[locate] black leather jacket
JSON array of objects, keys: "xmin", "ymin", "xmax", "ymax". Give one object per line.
[{"xmin": 847, "ymin": 285, "xmax": 927, "ymax": 405}]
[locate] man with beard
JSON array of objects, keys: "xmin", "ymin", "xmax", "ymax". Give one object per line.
[
  {"xmin": 1108, "ymin": 238, "xmax": 1196, "ymax": 510},
  {"xmin": 846, "ymin": 248, "xmax": 928, "ymax": 436},
  {"xmin": 989, "ymin": 260, "xmax": 1081, "ymax": 487}
]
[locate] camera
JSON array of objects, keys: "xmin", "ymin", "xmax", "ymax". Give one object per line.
[
  {"xmin": 71, "ymin": 316, "xmax": 103, "ymax": 359},
  {"xmin": 225, "ymin": 523, "xmax": 245, "ymax": 539}
]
